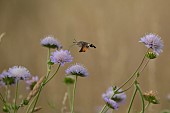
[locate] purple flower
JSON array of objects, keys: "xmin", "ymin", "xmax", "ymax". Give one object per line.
[
  {"xmin": 65, "ymin": 63, "xmax": 88, "ymax": 77},
  {"xmin": 41, "ymin": 36, "xmax": 62, "ymax": 49},
  {"xmin": 103, "ymin": 97, "xmax": 119, "ymax": 110},
  {"xmin": 102, "ymin": 86, "xmax": 126, "ymax": 110},
  {"xmin": 8, "ymin": 66, "xmax": 31, "ymax": 80},
  {"xmin": 0, "ymin": 71, "xmax": 16, "ymax": 86},
  {"xmin": 139, "ymin": 33, "xmax": 163, "ymax": 55},
  {"xmin": 50, "ymin": 49, "xmax": 73, "ymax": 66},
  {"xmin": 26, "ymin": 76, "xmax": 39, "ymax": 90}
]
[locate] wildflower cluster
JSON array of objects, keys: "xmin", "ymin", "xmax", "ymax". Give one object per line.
[
  {"xmin": 99, "ymin": 33, "xmax": 163, "ymax": 113},
  {"xmin": 0, "ymin": 66, "xmax": 39, "ymax": 112},
  {"xmin": 0, "ymin": 33, "xmax": 163, "ymax": 113},
  {"xmin": 0, "ymin": 35, "xmax": 90, "ymax": 113}
]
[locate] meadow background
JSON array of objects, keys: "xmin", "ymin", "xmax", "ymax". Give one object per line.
[{"xmin": 0, "ymin": 0, "xmax": 170, "ymax": 113}]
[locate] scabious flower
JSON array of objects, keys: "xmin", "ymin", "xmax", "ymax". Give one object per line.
[
  {"xmin": 102, "ymin": 86, "xmax": 126, "ymax": 110},
  {"xmin": 103, "ymin": 97, "xmax": 119, "ymax": 110},
  {"xmin": 8, "ymin": 66, "xmax": 31, "ymax": 80},
  {"xmin": 40, "ymin": 36, "xmax": 62, "ymax": 49},
  {"xmin": 0, "ymin": 71, "xmax": 16, "ymax": 86},
  {"xmin": 65, "ymin": 63, "xmax": 88, "ymax": 77},
  {"xmin": 139, "ymin": 33, "xmax": 163, "ymax": 55},
  {"xmin": 26, "ymin": 76, "xmax": 39, "ymax": 90},
  {"xmin": 143, "ymin": 90, "xmax": 159, "ymax": 104},
  {"xmin": 50, "ymin": 49, "xmax": 73, "ymax": 66}
]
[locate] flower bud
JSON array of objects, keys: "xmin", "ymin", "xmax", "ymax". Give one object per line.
[
  {"xmin": 64, "ymin": 75, "xmax": 75, "ymax": 85},
  {"xmin": 145, "ymin": 52, "xmax": 157, "ymax": 59}
]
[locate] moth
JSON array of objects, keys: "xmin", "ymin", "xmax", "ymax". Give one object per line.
[{"xmin": 73, "ymin": 39, "xmax": 96, "ymax": 52}]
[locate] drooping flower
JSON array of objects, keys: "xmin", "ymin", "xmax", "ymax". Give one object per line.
[
  {"xmin": 103, "ymin": 97, "xmax": 119, "ymax": 110},
  {"xmin": 65, "ymin": 63, "xmax": 88, "ymax": 77},
  {"xmin": 8, "ymin": 66, "xmax": 31, "ymax": 80},
  {"xmin": 139, "ymin": 33, "xmax": 163, "ymax": 55},
  {"xmin": 143, "ymin": 90, "xmax": 159, "ymax": 104},
  {"xmin": 102, "ymin": 86, "xmax": 126, "ymax": 110},
  {"xmin": 26, "ymin": 76, "xmax": 39, "ymax": 90},
  {"xmin": 40, "ymin": 36, "xmax": 62, "ymax": 49},
  {"xmin": 50, "ymin": 49, "xmax": 73, "ymax": 66},
  {"xmin": 0, "ymin": 71, "xmax": 16, "ymax": 86}
]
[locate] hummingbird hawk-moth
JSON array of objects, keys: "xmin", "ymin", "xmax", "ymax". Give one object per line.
[{"xmin": 73, "ymin": 39, "xmax": 96, "ymax": 52}]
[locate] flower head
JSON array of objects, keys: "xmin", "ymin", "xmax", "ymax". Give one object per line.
[
  {"xmin": 41, "ymin": 36, "xmax": 62, "ymax": 49},
  {"xmin": 0, "ymin": 71, "xmax": 16, "ymax": 86},
  {"xmin": 103, "ymin": 97, "xmax": 119, "ymax": 110},
  {"xmin": 8, "ymin": 66, "xmax": 31, "ymax": 80},
  {"xmin": 50, "ymin": 49, "xmax": 73, "ymax": 66},
  {"xmin": 102, "ymin": 86, "xmax": 126, "ymax": 110},
  {"xmin": 65, "ymin": 63, "xmax": 88, "ymax": 77},
  {"xmin": 26, "ymin": 76, "xmax": 39, "ymax": 90},
  {"xmin": 139, "ymin": 33, "xmax": 163, "ymax": 55},
  {"xmin": 143, "ymin": 90, "xmax": 159, "ymax": 104}
]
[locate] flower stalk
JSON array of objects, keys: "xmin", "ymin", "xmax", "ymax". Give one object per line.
[
  {"xmin": 14, "ymin": 81, "xmax": 19, "ymax": 113},
  {"xmin": 135, "ymin": 82, "xmax": 145, "ymax": 113},
  {"xmin": 71, "ymin": 76, "xmax": 78, "ymax": 113},
  {"xmin": 127, "ymin": 86, "xmax": 138, "ymax": 113}
]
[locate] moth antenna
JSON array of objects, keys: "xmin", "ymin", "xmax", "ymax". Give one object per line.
[{"xmin": 73, "ymin": 38, "xmax": 78, "ymax": 43}]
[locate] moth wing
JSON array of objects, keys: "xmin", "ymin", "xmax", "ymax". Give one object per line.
[{"xmin": 79, "ymin": 46, "xmax": 88, "ymax": 52}]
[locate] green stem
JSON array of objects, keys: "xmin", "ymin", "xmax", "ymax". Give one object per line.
[
  {"xmin": 14, "ymin": 81, "xmax": 19, "ymax": 113},
  {"xmin": 112, "ymin": 49, "xmax": 149, "ymax": 95},
  {"xmin": 119, "ymin": 50, "xmax": 147, "ymax": 88},
  {"xmin": 0, "ymin": 92, "xmax": 11, "ymax": 113},
  {"xmin": 139, "ymin": 102, "xmax": 150, "ymax": 113},
  {"xmin": 46, "ymin": 48, "xmax": 51, "ymax": 79},
  {"xmin": 119, "ymin": 75, "xmax": 138, "ymax": 93},
  {"xmin": 127, "ymin": 86, "xmax": 138, "ymax": 113},
  {"xmin": 119, "ymin": 58, "xmax": 150, "ymax": 94},
  {"xmin": 44, "ymin": 64, "xmax": 61, "ymax": 84},
  {"xmin": 139, "ymin": 59, "xmax": 150, "ymax": 74},
  {"xmin": 26, "ymin": 94, "xmax": 38, "ymax": 113},
  {"xmin": 29, "ymin": 64, "xmax": 61, "ymax": 113},
  {"xmin": 99, "ymin": 105, "xmax": 107, "ymax": 113},
  {"xmin": 103, "ymin": 107, "xmax": 109, "ymax": 113},
  {"xmin": 135, "ymin": 82, "xmax": 145, "ymax": 113},
  {"xmin": 71, "ymin": 76, "xmax": 78, "ymax": 113},
  {"xmin": 5, "ymin": 86, "xmax": 8, "ymax": 101},
  {"xmin": 144, "ymin": 102, "xmax": 150, "ymax": 109},
  {"xmin": 67, "ymin": 85, "xmax": 72, "ymax": 111},
  {"xmin": 30, "ymin": 85, "xmax": 43, "ymax": 113}
]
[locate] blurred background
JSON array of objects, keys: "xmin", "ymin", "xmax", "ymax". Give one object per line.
[{"xmin": 0, "ymin": 0, "xmax": 170, "ymax": 113}]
